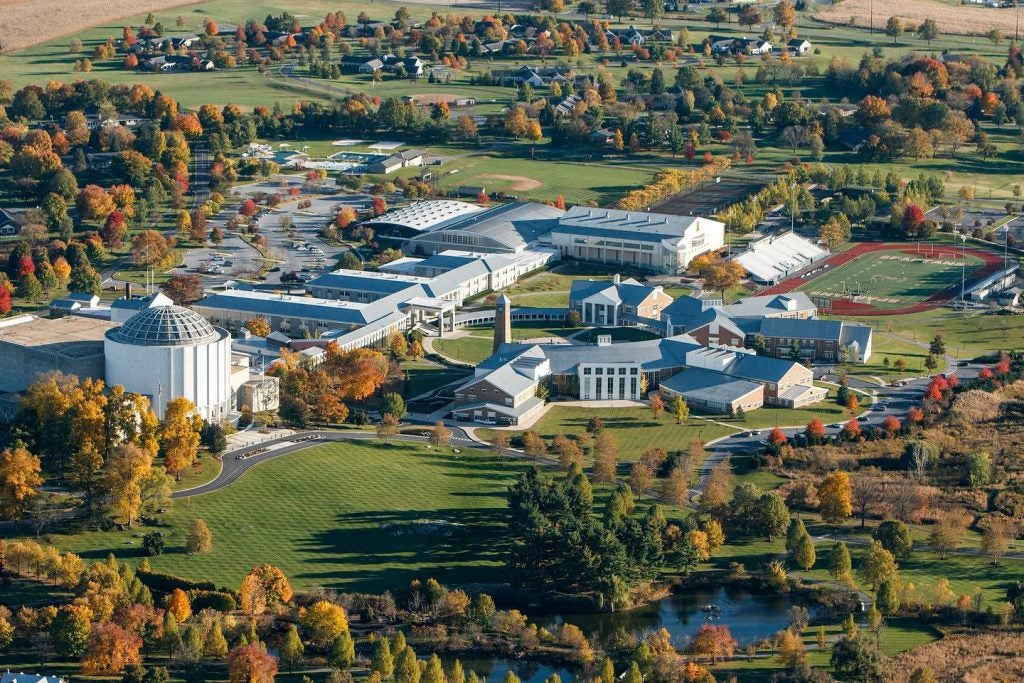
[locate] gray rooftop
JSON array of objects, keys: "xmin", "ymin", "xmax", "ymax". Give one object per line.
[
  {"xmin": 108, "ymin": 305, "xmax": 221, "ymax": 346},
  {"xmin": 660, "ymin": 367, "xmax": 763, "ymax": 403}
]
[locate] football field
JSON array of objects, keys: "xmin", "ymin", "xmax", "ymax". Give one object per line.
[{"xmin": 798, "ymin": 249, "xmax": 984, "ymax": 310}]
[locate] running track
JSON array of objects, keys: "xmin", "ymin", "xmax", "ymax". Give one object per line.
[{"xmin": 759, "ymin": 242, "xmax": 1005, "ymax": 316}]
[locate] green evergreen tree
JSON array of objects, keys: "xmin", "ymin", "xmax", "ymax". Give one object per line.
[
  {"xmin": 328, "ymin": 631, "xmax": 355, "ymax": 670},
  {"xmin": 371, "ymin": 638, "xmax": 394, "ymax": 679},
  {"xmin": 394, "ymin": 645, "xmax": 420, "ymax": 683},
  {"xmin": 280, "ymin": 625, "xmax": 304, "ymax": 673}
]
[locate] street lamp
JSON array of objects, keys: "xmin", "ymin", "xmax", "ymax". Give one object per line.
[{"xmin": 959, "ymin": 231, "xmax": 968, "ymax": 309}]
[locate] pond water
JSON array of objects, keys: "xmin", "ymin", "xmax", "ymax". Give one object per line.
[{"xmin": 447, "ymin": 586, "xmax": 803, "ymax": 681}]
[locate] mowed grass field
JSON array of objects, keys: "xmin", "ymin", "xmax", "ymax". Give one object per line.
[
  {"xmin": 50, "ymin": 441, "xmax": 530, "ymax": 592},
  {"xmin": 798, "ymin": 250, "xmax": 984, "ymax": 309},
  {"xmin": 478, "ymin": 406, "xmax": 736, "ymax": 463},
  {"xmin": 841, "ymin": 307, "xmax": 1024, "ymax": 359}
]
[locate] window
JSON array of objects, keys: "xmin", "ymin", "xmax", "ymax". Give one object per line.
[
  {"xmin": 583, "ymin": 367, "xmax": 592, "ymax": 375},
  {"xmin": 595, "ymin": 367, "xmax": 604, "ymax": 375},
  {"xmin": 618, "ymin": 367, "xmax": 627, "ymax": 375},
  {"xmin": 630, "ymin": 368, "xmax": 638, "ymax": 375}
]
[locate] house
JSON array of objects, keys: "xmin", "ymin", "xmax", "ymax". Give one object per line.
[
  {"xmin": 49, "ymin": 292, "xmax": 101, "ymax": 317},
  {"xmin": 1, "ymin": 673, "xmax": 66, "ymax": 683},
  {"xmin": 340, "ymin": 56, "xmax": 385, "ymax": 74},
  {"xmin": 368, "ymin": 156, "xmax": 403, "ymax": 174},
  {"xmin": 589, "ymin": 127, "xmax": 617, "ymax": 145},
  {"xmin": 494, "ymin": 65, "xmax": 574, "ymax": 87},
  {"xmin": 837, "ymin": 127, "xmax": 870, "ymax": 153},
  {"xmin": 397, "ymin": 149, "xmax": 425, "ymax": 167},
  {"xmin": 554, "ymin": 93, "xmax": 583, "ymax": 117},
  {"xmin": 381, "ymin": 54, "xmax": 424, "ymax": 76},
  {"xmin": 605, "ymin": 26, "xmax": 674, "ymax": 46},
  {"xmin": 710, "ymin": 36, "xmax": 772, "ymax": 55},
  {"xmin": 787, "ymin": 39, "xmax": 812, "ymax": 56},
  {"xmin": 0, "ymin": 208, "xmax": 22, "ymax": 236},
  {"xmin": 569, "ymin": 275, "xmax": 672, "ymax": 327}
]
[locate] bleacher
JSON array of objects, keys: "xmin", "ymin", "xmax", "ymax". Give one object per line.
[{"xmin": 733, "ymin": 232, "xmax": 829, "ymax": 284}]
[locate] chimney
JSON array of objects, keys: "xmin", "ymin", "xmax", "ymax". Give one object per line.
[{"xmin": 125, "ymin": 282, "xmax": 131, "ymax": 299}]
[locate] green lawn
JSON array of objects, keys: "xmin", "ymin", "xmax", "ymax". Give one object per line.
[
  {"xmin": 402, "ymin": 360, "xmax": 472, "ymax": 398},
  {"xmin": 172, "ymin": 453, "xmax": 221, "ymax": 492},
  {"xmin": 478, "ymin": 406, "xmax": 736, "ymax": 462},
  {"xmin": 703, "ymin": 385, "xmax": 869, "ymax": 430},
  {"xmin": 837, "ymin": 333, "xmax": 932, "ymax": 385},
  {"xmin": 841, "ymin": 308, "xmax": 1024, "ymax": 360},
  {"xmin": 797, "ymin": 250, "xmax": 984, "ymax": 309},
  {"xmin": 433, "ymin": 324, "xmax": 579, "ymax": 364},
  {"xmin": 47, "ymin": 441, "xmax": 530, "ymax": 592}
]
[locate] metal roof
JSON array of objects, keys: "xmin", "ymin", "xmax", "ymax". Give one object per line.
[{"xmin": 108, "ymin": 305, "xmax": 221, "ymax": 346}]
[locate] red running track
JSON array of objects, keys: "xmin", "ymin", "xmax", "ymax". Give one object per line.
[{"xmin": 758, "ymin": 242, "xmax": 1005, "ymax": 316}]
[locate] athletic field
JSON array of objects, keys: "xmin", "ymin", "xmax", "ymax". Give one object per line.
[{"xmin": 797, "ymin": 248, "xmax": 984, "ymax": 310}]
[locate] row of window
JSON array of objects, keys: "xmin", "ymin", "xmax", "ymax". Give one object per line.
[{"xmin": 582, "ymin": 366, "xmax": 639, "ymax": 375}]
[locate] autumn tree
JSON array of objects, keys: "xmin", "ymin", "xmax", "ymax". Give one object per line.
[
  {"xmin": 104, "ymin": 443, "xmax": 153, "ymax": 526},
  {"xmin": 245, "ymin": 317, "xmax": 271, "ymax": 337},
  {"xmin": 228, "ymin": 643, "xmax": 278, "ymax": 683},
  {"xmin": 299, "ymin": 600, "xmax": 349, "ymax": 648},
  {"xmin": 688, "ymin": 624, "xmax": 736, "ymax": 664},
  {"xmin": 981, "ymin": 518, "xmax": 1009, "ymax": 564},
  {"xmin": 239, "ymin": 564, "xmax": 293, "ymax": 616},
  {"xmin": 166, "ymin": 588, "xmax": 191, "ymax": 623},
  {"xmin": 429, "ymin": 421, "xmax": 453, "ymax": 450},
  {"xmin": 649, "ymin": 393, "xmax": 665, "ymax": 419},
  {"xmin": 859, "ymin": 540, "xmax": 898, "ymax": 590},
  {"xmin": 82, "ymin": 622, "xmax": 142, "ymax": 674},
  {"xmin": 0, "ymin": 444, "xmax": 43, "ymax": 520},
  {"xmin": 928, "ymin": 514, "xmax": 965, "ymax": 559},
  {"xmin": 186, "ymin": 518, "xmax": 213, "ymax": 554},
  {"xmin": 77, "ymin": 184, "xmax": 116, "ymax": 222},
  {"xmin": 818, "ymin": 471, "xmax": 853, "ymax": 525},
  {"xmin": 159, "ymin": 398, "xmax": 199, "ymax": 480},
  {"xmin": 670, "ymin": 394, "xmax": 690, "ymax": 424},
  {"xmin": 52, "ymin": 604, "xmax": 93, "ymax": 657},
  {"xmin": 592, "ymin": 430, "xmax": 618, "ymax": 483}
]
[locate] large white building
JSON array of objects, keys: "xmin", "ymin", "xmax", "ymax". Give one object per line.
[
  {"xmin": 104, "ymin": 305, "xmax": 233, "ymax": 422},
  {"xmin": 548, "ymin": 206, "xmax": 725, "ymax": 274}
]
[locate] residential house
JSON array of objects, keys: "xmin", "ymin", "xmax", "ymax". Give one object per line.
[
  {"xmin": 787, "ymin": 39, "xmax": 812, "ymax": 55},
  {"xmin": 0, "ymin": 208, "xmax": 22, "ymax": 236}
]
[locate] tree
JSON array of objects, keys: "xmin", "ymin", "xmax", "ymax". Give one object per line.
[
  {"xmin": 929, "ymin": 515, "xmax": 965, "ymax": 559},
  {"xmin": 829, "ymin": 541, "xmax": 853, "ymax": 583},
  {"xmin": 859, "ymin": 540, "xmax": 898, "ymax": 590},
  {"xmin": 160, "ymin": 398, "xmax": 199, "ymax": 480},
  {"xmin": 649, "ymin": 394, "xmax": 665, "ymax": 419},
  {"xmin": 329, "ymin": 631, "xmax": 355, "ymax": 670},
  {"xmin": 706, "ymin": 7, "xmax": 727, "ymax": 28},
  {"xmin": 429, "ymin": 421, "xmax": 453, "ymax": 450},
  {"xmin": 876, "ymin": 579, "xmax": 900, "ymax": 616},
  {"xmin": 52, "ymin": 604, "xmax": 93, "ymax": 657},
  {"xmin": 53, "ymin": 255, "xmax": 71, "ymax": 282},
  {"xmin": 756, "ymin": 492, "xmax": 790, "ymax": 541},
  {"xmin": 703, "ymin": 261, "xmax": 745, "ymax": 298},
  {"xmin": 917, "ymin": 18, "xmax": 939, "ymax": 45},
  {"xmin": 371, "ymin": 638, "xmax": 394, "ymax": 678},
  {"xmin": 186, "ymin": 518, "xmax": 213, "ymax": 554},
  {"xmin": 592, "ymin": 430, "xmax": 618, "ymax": 483},
  {"xmin": 777, "ymin": 628, "xmax": 806, "ymax": 669},
  {"xmin": 831, "ymin": 635, "xmax": 885, "ymax": 683},
  {"xmin": 669, "ymin": 394, "xmax": 689, "ymax": 424},
  {"xmin": 738, "ymin": 6, "xmax": 761, "ymax": 30},
  {"xmin": 380, "ymin": 393, "xmax": 407, "ymax": 420},
  {"xmin": 967, "ymin": 452, "xmax": 992, "ymax": 488},
  {"xmin": 299, "ymin": 600, "xmax": 348, "ymax": 648},
  {"xmin": 394, "ymin": 645, "xmax": 419, "ymax": 683},
  {"xmin": 789, "ymin": 521, "xmax": 816, "ymax": 571},
  {"xmin": 16, "ymin": 273, "xmax": 43, "ymax": 302},
  {"xmin": 279, "ymin": 625, "xmax": 303, "ymax": 673},
  {"xmin": 166, "ymin": 588, "xmax": 192, "ymax": 623},
  {"xmin": 663, "ymin": 466, "xmax": 689, "ymax": 506},
  {"xmin": 0, "ymin": 444, "xmax": 42, "ymax": 520},
  {"xmin": 774, "ymin": 0, "xmax": 796, "ymax": 27},
  {"xmin": 77, "ymin": 184, "xmax": 116, "ymax": 222},
  {"xmin": 104, "ymin": 443, "xmax": 153, "ymax": 527},
  {"xmin": 377, "ymin": 413, "xmax": 399, "ymax": 442},
  {"xmin": 688, "ymin": 624, "xmax": 736, "ymax": 664},
  {"xmin": 228, "ymin": 643, "xmax": 278, "ymax": 683},
  {"xmin": 885, "ymin": 16, "xmax": 903, "ymax": 44},
  {"xmin": 873, "ymin": 520, "xmax": 913, "ymax": 560},
  {"xmin": 69, "ymin": 264, "xmax": 102, "ymax": 296},
  {"xmin": 981, "ymin": 518, "xmax": 1009, "ymax": 564},
  {"xmin": 909, "ymin": 668, "xmax": 938, "ymax": 683},
  {"xmin": 818, "ymin": 471, "xmax": 853, "ymax": 524},
  {"xmin": 82, "ymin": 622, "xmax": 143, "ymax": 674},
  {"xmin": 928, "ymin": 335, "xmax": 945, "ymax": 356}
]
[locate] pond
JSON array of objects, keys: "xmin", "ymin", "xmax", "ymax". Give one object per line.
[
  {"xmin": 446, "ymin": 586, "xmax": 805, "ymax": 681},
  {"xmin": 537, "ymin": 585, "xmax": 804, "ymax": 649}
]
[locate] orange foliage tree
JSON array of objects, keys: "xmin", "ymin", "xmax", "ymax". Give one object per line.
[
  {"xmin": 228, "ymin": 643, "xmax": 278, "ymax": 683},
  {"xmin": 81, "ymin": 622, "xmax": 143, "ymax": 674}
]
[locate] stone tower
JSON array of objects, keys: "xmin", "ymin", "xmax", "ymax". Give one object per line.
[{"xmin": 493, "ymin": 292, "xmax": 512, "ymax": 353}]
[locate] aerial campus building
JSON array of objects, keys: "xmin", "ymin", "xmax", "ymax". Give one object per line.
[
  {"xmin": 362, "ymin": 200, "xmax": 726, "ymax": 274},
  {"xmin": 0, "ymin": 298, "xmax": 275, "ymax": 423}
]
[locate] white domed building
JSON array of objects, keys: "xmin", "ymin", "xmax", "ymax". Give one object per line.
[{"xmin": 105, "ymin": 305, "xmax": 232, "ymax": 422}]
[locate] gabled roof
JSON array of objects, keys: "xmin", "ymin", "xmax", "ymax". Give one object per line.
[{"xmin": 724, "ymin": 353, "xmax": 801, "ymax": 383}]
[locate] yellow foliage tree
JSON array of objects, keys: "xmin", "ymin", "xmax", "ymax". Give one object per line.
[
  {"xmin": 166, "ymin": 588, "xmax": 192, "ymax": 623},
  {"xmin": 0, "ymin": 445, "xmax": 43, "ymax": 520}
]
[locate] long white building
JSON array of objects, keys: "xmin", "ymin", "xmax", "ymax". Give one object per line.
[{"xmin": 547, "ymin": 206, "xmax": 725, "ymax": 274}]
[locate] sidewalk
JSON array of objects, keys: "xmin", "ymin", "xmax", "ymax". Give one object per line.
[{"xmin": 227, "ymin": 428, "xmax": 295, "ymax": 450}]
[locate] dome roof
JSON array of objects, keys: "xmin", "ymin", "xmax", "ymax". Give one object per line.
[{"xmin": 107, "ymin": 305, "xmax": 220, "ymax": 346}]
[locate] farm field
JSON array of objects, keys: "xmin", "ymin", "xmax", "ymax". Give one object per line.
[
  {"xmin": 48, "ymin": 441, "xmax": 530, "ymax": 592},
  {"xmin": 798, "ymin": 249, "xmax": 984, "ymax": 309},
  {"xmin": 813, "ymin": 0, "xmax": 1021, "ymax": 37}
]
